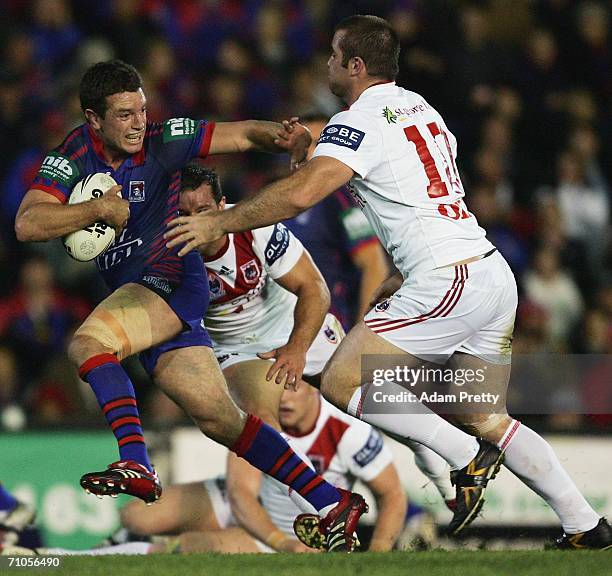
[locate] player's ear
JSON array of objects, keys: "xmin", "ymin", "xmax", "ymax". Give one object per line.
[
  {"xmin": 85, "ymin": 109, "xmax": 102, "ymax": 130},
  {"xmin": 218, "ymin": 196, "xmax": 227, "ymax": 210},
  {"xmin": 351, "ymin": 56, "xmax": 365, "ymax": 77}
]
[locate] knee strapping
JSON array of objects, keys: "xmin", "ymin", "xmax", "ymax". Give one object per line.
[{"xmin": 74, "ymin": 303, "xmax": 153, "ymax": 361}]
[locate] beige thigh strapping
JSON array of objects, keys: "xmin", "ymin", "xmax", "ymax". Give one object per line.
[{"xmin": 74, "ymin": 289, "xmax": 155, "ymax": 360}]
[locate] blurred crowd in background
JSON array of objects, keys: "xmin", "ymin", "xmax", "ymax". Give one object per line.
[{"xmin": 0, "ymin": 0, "xmax": 610, "ymax": 432}]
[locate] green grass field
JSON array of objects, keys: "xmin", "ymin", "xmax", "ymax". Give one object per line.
[{"xmin": 9, "ymin": 551, "xmax": 610, "ymax": 576}]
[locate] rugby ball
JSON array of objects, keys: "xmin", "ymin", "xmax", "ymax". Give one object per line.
[{"xmin": 63, "ymin": 173, "xmax": 119, "ymax": 261}]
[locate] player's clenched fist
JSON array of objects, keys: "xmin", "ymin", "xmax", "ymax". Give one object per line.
[
  {"xmin": 94, "ymin": 184, "xmax": 130, "ymax": 236},
  {"xmin": 274, "ymin": 117, "xmax": 312, "ymax": 169}
]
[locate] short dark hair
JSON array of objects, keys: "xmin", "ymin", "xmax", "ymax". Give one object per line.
[
  {"xmin": 79, "ymin": 59, "xmax": 143, "ymax": 117},
  {"xmin": 180, "ymin": 162, "xmax": 223, "ymax": 203},
  {"xmin": 334, "ymin": 15, "xmax": 399, "ymax": 80}
]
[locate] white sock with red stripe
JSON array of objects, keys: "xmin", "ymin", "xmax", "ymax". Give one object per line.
[
  {"xmin": 347, "ymin": 385, "xmax": 479, "ymax": 470},
  {"xmin": 499, "ymin": 420, "xmax": 600, "ymax": 534}
]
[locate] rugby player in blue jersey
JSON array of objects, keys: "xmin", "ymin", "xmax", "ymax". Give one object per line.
[{"xmin": 14, "ymin": 60, "xmax": 367, "ymax": 552}]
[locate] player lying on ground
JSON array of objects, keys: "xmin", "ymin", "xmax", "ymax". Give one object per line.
[
  {"xmin": 124, "ymin": 385, "xmax": 408, "ymax": 554},
  {"xmin": 14, "ymin": 59, "xmax": 367, "ymax": 552},
  {"xmin": 4, "ymin": 386, "xmax": 406, "ymax": 556},
  {"xmin": 165, "ymin": 16, "xmax": 612, "ymax": 549}
]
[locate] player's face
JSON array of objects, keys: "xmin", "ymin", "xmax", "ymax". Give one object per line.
[
  {"xmin": 91, "ymin": 89, "xmax": 147, "ymax": 157},
  {"xmin": 327, "ymin": 30, "xmax": 350, "ymax": 99},
  {"xmin": 178, "ymin": 184, "xmax": 225, "ymax": 218},
  {"xmin": 279, "ymin": 385, "xmax": 319, "ymax": 431}
]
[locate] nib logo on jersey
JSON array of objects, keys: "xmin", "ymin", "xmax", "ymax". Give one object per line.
[
  {"xmin": 38, "ymin": 153, "xmax": 79, "ymax": 187},
  {"xmin": 317, "ymin": 124, "xmax": 365, "ymax": 150}
]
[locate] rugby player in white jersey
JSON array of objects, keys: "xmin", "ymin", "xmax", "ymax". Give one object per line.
[
  {"xmin": 166, "ymin": 16, "xmax": 611, "ymax": 549},
  {"xmin": 177, "ymin": 161, "xmax": 344, "ymax": 429},
  {"xmin": 179, "ymin": 161, "xmax": 456, "ymax": 512},
  {"xmin": 121, "ymin": 384, "xmax": 406, "ymax": 554},
  {"xmin": 3, "ymin": 386, "xmax": 407, "ymax": 557}
]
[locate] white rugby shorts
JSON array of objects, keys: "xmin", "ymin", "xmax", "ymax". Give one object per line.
[
  {"xmin": 364, "ymin": 250, "xmax": 517, "ymax": 364},
  {"xmin": 215, "ymin": 313, "xmax": 345, "ymax": 374}
]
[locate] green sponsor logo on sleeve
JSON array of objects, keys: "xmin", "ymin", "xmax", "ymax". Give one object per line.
[
  {"xmin": 163, "ymin": 118, "xmax": 197, "ymax": 142},
  {"xmin": 38, "ymin": 153, "xmax": 79, "ymax": 186},
  {"xmin": 341, "ymin": 207, "xmax": 375, "ymax": 242}
]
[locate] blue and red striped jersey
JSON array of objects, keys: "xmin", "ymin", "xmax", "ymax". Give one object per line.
[{"xmin": 31, "ymin": 118, "xmax": 215, "ymax": 289}]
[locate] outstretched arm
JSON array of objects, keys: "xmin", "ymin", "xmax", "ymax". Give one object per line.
[
  {"xmin": 210, "ymin": 118, "xmax": 311, "ymax": 168},
  {"xmin": 226, "ymin": 452, "xmax": 312, "ymax": 552},
  {"xmin": 166, "ymin": 156, "xmax": 354, "ymax": 256}
]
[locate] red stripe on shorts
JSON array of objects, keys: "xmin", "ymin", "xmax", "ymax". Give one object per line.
[
  {"xmin": 365, "ymin": 267, "xmax": 461, "ymax": 329},
  {"xmin": 371, "ymin": 265, "xmax": 467, "ymax": 334}
]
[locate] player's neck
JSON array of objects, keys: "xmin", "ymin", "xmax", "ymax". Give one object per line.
[
  {"xmin": 345, "ymin": 78, "xmax": 393, "ymax": 107},
  {"xmin": 102, "ymin": 144, "xmax": 129, "ymax": 171},
  {"xmin": 88, "ymin": 126, "xmax": 130, "ymax": 170}
]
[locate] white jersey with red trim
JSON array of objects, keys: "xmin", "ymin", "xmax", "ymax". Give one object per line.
[
  {"xmin": 312, "ymin": 82, "xmax": 494, "ymax": 276},
  {"xmin": 259, "ymin": 398, "xmax": 393, "ymax": 536},
  {"xmin": 202, "ymin": 220, "xmax": 304, "ymax": 350}
]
